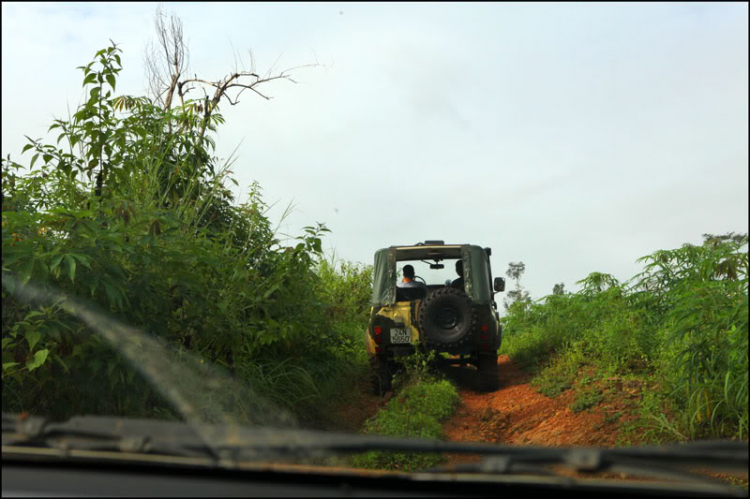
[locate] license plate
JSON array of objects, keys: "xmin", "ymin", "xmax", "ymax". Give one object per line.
[{"xmin": 390, "ymin": 328, "xmax": 411, "ymax": 344}]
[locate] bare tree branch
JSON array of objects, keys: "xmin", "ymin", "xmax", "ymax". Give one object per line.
[
  {"xmin": 247, "ymin": 47, "xmax": 256, "ymax": 75},
  {"xmin": 142, "ymin": 7, "xmax": 318, "ymax": 139},
  {"xmin": 144, "ymin": 5, "xmax": 187, "ymax": 110}
]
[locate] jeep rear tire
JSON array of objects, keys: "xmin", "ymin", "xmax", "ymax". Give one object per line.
[
  {"xmin": 418, "ymin": 287, "xmax": 477, "ymax": 349},
  {"xmin": 370, "ymin": 356, "xmax": 393, "ymax": 396},
  {"xmin": 478, "ymin": 354, "xmax": 500, "ymax": 392}
]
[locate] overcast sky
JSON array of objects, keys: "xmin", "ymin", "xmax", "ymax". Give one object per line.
[{"xmin": 2, "ymin": 2, "xmax": 748, "ymax": 301}]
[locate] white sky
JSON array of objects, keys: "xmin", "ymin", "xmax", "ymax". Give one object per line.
[{"xmin": 2, "ymin": 2, "xmax": 748, "ymax": 301}]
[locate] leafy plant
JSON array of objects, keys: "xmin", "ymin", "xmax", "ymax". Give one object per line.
[
  {"xmin": 1, "ymin": 41, "xmax": 372, "ymax": 428},
  {"xmin": 352, "ymin": 378, "xmax": 459, "ymax": 471},
  {"xmin": 502, "ymin": 233, "xmax": 748, "ymax": 441},
  {"xmin": 570, "ymin": 388, "xmax": 604, "ymax": 413}
]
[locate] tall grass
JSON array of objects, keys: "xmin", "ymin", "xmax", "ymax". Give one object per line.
[
  {"xmin": 1, "ymin": 42, "xmax": 373, "ymax": 428},
  {"xmin": 352, "ymin": 376, "xmax": 459, "ymax": 471},
  {"xmin": 502, "ymin": 234, "xmax": 748, "ymax": 441}
]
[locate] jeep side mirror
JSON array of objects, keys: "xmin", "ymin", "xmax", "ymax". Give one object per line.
[{"xmin": 494, "ymin": 277, "xmax": 505, "ymax": 292}]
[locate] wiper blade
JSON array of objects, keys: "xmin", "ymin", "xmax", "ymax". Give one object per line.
[
  {"xmin": 418, "ymin": 442, "xmax": 748, "ymax": 498},
  {"xmin": 2, "ymin": 414, "xmax": 217, "ymax": 460},
  {"xmin": 427, "ymin": 442, "xmax": 748, "ymax": 487},
  {"xmin": 4, "ymin": 413, "xmax": 747, "ymax": 490}
]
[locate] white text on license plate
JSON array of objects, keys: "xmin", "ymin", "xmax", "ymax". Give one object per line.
[{"xmin": 390, "ymin": 328, "xmax": 411, "ymax": 344}]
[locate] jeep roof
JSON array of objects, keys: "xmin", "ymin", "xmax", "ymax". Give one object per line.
[{"xmin": 371, "ymin": 241, "xmax": 495, "ymax": 307}]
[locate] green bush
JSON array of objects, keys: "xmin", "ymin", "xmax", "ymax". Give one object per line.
[
  {"xmin": 501, "ymin": 234, "xmax": 748, "ymax": 441},
  {"xmin": 1, "ymin": 42, "xmax": 372, "ymax": 428},
  {"xmin": 530, "ymin": 346, "xmax": 585, "ymax": 397},
  {"xmin": 352, "ymin": 376, "xmax": 459, "ymax": 472},
  {"xmin": 570, "ymin": 388, "xmax": 604, "ymax": 413}
]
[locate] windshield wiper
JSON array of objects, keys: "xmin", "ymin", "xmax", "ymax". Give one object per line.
[
  {"xmin": 4, "ymin": 413, "xmax": 747, "ymax": 490},
  {"xmin": 427, "ymin": 441, "xmax": 748, "ymax": 484},
  {"xmin": 2, "ymin": 414, "xmax": 219, "ymax": 460}
]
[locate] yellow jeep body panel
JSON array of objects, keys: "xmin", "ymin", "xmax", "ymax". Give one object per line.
[{"xmin": 364, "ymin": 301, "xmax": 421, "ymax": 356}]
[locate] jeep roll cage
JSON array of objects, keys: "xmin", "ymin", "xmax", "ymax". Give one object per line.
[{"xmin": 371, "ymin": 242, "xmax": 499, "ymax": 307}]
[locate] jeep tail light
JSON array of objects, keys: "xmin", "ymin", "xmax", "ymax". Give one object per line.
[
  {"xmin": 375, "ymin": 335, "xmax": 382, "ymax": 345},
  {"xmin": 376, "ymin": 347, "xmax": 382, "ymax": 353},
  {"xmin": 374, "ymin": 326, "xmax": 382, "ymax": 335},
  {"xmin": 481, "ymin": 324, "xmax": 488, "ymax": 332},
  {"xmin": 480, "ymin": 334, "xmax": 488, "ymax": 341}
]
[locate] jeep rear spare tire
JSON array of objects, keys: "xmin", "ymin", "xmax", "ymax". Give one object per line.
[{"xmin": 418, "ymin": 287, "xmax": 477, "ymax": 349}]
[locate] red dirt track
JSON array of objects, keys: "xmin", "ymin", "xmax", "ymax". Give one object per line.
[
  {"xmin": 438, "ymin": 355, "xmax": 747, "ymax": 486},
  {"xmin": 328, "ymin": 354, "xmax": 747, "ymax": 487},
  {"xmin": 442, "ymin": 354, "xmax": 623, "ymax": 450}
]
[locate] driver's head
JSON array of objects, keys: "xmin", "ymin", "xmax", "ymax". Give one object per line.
[
  {"xmin": 403, "ymin": 264, "xmax": 415, "ymax": 279},
  {"xmin": 455, "ymin": 259, "xmax": 463, "ymax": 277}
]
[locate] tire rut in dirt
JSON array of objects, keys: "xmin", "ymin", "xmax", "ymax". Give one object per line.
[{"xmin": 437, "ymin": 361, "xmax": 500, "ymax": 393}]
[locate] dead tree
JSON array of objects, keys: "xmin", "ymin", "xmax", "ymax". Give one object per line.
[
  {"xmin": 144, "ymin": 6, "xmax": 187, "ymax": 110},
  {"xmin": 144, "ymin": 6, "xmax": 316, "ymax": 140}
]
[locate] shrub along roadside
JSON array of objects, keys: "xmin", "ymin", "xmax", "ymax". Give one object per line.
[
  {"xmin": 1, "ymin": 42, "xmax": 373, "ymax": 429},
  {"xmin": 501, "ymin": 234, "xmax": 748, "ymax": 442},
  {"xmin": 351, "ymin": 361, "xmax": 460, "ymax": 472}
]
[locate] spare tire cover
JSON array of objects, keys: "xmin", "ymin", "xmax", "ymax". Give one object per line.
[{"xmin": 418, "ymin": 287, "xmax": 476, "ymax": 348}]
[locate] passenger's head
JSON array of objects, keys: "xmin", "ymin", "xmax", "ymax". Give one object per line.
[
  {"xmin": 403, "ymin": 264, "xmax": 415, "ymax": 279},
  {"xmin": 455, "ymin": 259, "xmax": 463, "ymax": 277}
]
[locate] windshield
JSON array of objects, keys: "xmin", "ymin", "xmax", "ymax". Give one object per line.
[
  {"xmin": 1, "ymin": 2, "xmax": 747, "ymax": 492},
  {"xmin": 398, "ymin": 260, "xmax": 459, "ymax": 286}
]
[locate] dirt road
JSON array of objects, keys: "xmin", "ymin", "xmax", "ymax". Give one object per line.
[
  {"xmin": 439, "ymin": 355, "xmax": 747, "ymax": 487},
  {"xmin": 442, "ymin": 354, "xmax": 627, "ymax": 453},
  {"xmin": 331, "ymin": 355, "xmax": 746, "ymax": 486}
]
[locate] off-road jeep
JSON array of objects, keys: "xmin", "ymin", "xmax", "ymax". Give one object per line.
[{"xmin": 365, "ymin": 241, "xmax": 505, "ymax": 394}]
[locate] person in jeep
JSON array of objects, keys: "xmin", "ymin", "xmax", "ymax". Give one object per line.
[
  {"xmin": 450, "ymin": 259, "xmax": 465, "ymax": 291},
  {"xmin": 397, "ymin": 264, "xmax": 427, "ymax": 301},
  {"xmin": 398, "ymin": 264, "xmax": 425, "ymax": 289}
]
